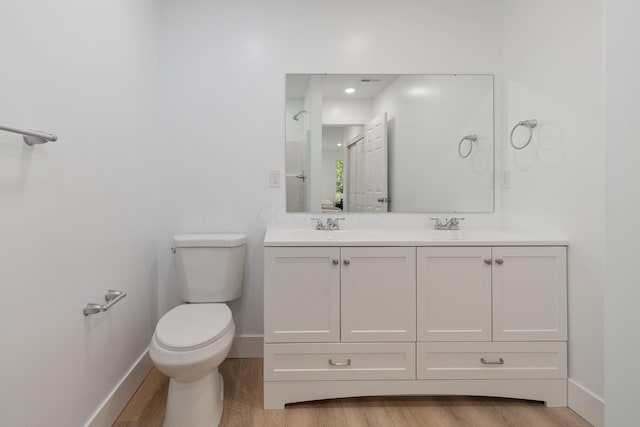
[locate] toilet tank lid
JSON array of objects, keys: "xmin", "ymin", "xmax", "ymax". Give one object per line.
[{"xmin": 173, "ymin": 233, "xmax": 247, "ymax": 248}]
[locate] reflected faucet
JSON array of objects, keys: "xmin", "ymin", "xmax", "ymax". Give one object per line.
[{"xmin": 430, "ymin": 217, "xmax": 465, "ymax": 230}]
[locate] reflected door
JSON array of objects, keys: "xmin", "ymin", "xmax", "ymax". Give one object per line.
[
  {"xmin": 346, "ymin": 140, "xmax": 359, "ymax": 212},
  {"xmin": 363, "ymin": 113, "xmax": 388, "ymax": 212}
]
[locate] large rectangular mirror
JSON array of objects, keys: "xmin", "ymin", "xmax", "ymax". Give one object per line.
[{"xmin": 285, "ymin": 74, "xmax": 494, "ymax": 213}]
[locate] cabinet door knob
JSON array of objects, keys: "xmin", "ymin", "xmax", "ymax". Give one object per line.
[
  {"xmin": 484, "ymin": 259, "xmax": 492, "ymax": 265},
  {"xmin": 343, "ymin": 259, "xmax": 351, "ymax": 266},
  {"xmin": 332, "ymin": 259, "xmax": 339, "ymax": 265},
  {"xmin": 495, "ymin": 258, "xmax": 504, "ymax": 265}
]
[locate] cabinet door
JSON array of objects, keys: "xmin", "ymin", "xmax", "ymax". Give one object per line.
[
  {"xmin": 417, "ymin": 247, "xmax": 492, "ymax": 341},
  {"xmin": 264, "ymin": 247, "xmax": 340, "ymax": 343},
  {"xmin": 341, "ymin": 247, "xmax": 416, "ymax": 342},
  {"xmin": 492, "ymin": 246, "xmax": 567, "ymax": 341}
]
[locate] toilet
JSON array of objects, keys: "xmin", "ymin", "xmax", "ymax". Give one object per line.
[{"xmin": 149, "ymin": 233, "xmax": 247, "ymax": 427}]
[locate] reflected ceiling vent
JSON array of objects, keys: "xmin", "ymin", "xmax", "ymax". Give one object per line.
[{"xmin": 360, "ymin": 78, "xmax": 382, "ymax": 82}]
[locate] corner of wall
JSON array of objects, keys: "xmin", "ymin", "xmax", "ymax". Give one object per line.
[
  {"xmin": 228, "ymin": 335, "xmax": 264, "ymax": 358},
  {"xmin": 568, "ymin": 379, "xmax": 605, "ymax": 427},
  {"xmin": 85, "ymin": 350, "xmax": 153, "ymax": 427}
]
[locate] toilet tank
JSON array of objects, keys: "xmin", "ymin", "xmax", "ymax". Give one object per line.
[{"xmin": 173, "ymin": 233, "xmax": 247, "ymax": 303}]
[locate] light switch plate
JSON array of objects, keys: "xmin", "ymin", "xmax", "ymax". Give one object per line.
[
  {"xmin": 502, "ymin": 170, "xmax": 512, "ymax": 190},
  {"xmin": 269, "ymin": 170, "xmax": 281, "ymax": 188}
]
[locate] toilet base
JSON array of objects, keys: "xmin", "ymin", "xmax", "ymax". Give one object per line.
[{"xmin": 163, "ymin": 369, "xmax": 224, "ymax": 427}]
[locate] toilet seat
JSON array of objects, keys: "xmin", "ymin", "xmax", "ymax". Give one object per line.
[{"xmin": 155, "ymin": 304, "xmax": 233, "ymax": 351}]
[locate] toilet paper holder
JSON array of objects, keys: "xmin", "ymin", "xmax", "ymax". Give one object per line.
[{"xmin": 83, "ymin": 290, "xmax": 127, "ymax": 316}]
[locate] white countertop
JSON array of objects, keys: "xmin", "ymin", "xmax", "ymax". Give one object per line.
[{"xmin": 263, "ymin": 227, "xmax": 568, "ymax": 247}]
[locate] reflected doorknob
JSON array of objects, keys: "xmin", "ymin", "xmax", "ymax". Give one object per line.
[{"xmin": 377, "ymin": 197, "xmax": 391, "ymax": 204}]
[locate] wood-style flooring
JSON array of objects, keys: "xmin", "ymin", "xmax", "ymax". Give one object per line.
[{"xmin": 114, "ymin": 358, "xmax": 592, "ymax": 427}]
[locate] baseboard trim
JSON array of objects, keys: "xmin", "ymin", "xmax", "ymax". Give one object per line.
[
  {"xmin": 85, "ymin": 349, "xmax": 153, "ymax": 427},
  {"xmin": 568, "ymin": 379, "xmax": 605, "ymax": 427},
  {"xmin": 229, "ymin": 335, "xmax": 264, "ymax": 358}
]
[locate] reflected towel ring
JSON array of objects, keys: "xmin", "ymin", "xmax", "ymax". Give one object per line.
[
  {"xmin": 458, "ymin": 134, "xmax": 478, "ymax": 158},
  {"xmin": 510, "ymin": 119, "xmax": 537, "ymax": 150}
]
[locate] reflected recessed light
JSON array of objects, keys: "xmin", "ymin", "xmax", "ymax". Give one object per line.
[
  {"xmin": 407, "ymin": 86, "xmax": 433, "ymax": 97},
  {"xmin": 337, "ymin": 143, "xmax": 343, "ymax": 147},
  {"xmin": 344, "ymin": 88, "xmax": 356, "ymax": 94}
]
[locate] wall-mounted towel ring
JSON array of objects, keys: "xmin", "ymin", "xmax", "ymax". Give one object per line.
[
  {"xmin": 510, "ymin": 119, "xmax": 537, "ymax": 150},
  {"xmin": 458, "ymin": 134, "xmax": 478, "ymax": 158}
]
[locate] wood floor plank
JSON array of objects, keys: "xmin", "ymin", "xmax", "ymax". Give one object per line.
[{"xmin": 113, "ymin": 358, "xmax": 592, "ymax": 427}]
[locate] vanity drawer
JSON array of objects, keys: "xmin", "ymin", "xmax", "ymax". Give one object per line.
[
  {"xmin": 416, "ymin": 342, "xmax": 566, "ymax": 380},
  {"xmin": 264, "ymin": 343, "xmax": 415, "ymax": 381}
]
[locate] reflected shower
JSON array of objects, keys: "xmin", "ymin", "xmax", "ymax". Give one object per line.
[{"xmin": 293, "ymin": 110, "xmax": 307, "ymax": 121}]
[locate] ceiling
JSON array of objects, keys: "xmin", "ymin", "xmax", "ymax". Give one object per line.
[{"xmin": 286, "ymin": 74, "xmax": 398, "ymax": 100}]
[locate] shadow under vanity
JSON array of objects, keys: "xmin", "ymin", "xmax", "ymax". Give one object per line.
[{"xmin": 262, "ymin": 228, "xmax": 567, "ymax": 409}]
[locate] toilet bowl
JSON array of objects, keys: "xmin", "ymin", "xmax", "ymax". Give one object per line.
[
  {"xmin": 150, "ymin": 303, "xmax": 235, "ymax": 427},
  {"xmin": 149, "ymin": 233, "xmax": 247, "ymax": 427}
]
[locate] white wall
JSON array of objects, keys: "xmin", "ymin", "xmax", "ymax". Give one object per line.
[
  {"xmin": 0, "ymin": 1, "xmax": 609, "ymax": 425},
  {"xmin": 306, "ymin": 76, "xmax": 324, "ymax": 213},
  {"xmin": 285, "ymin": 99, "xmax": 305, "ymax": 142},
  {"xmin": 285, "ymin": 99, "xmax": 308, "ymax": 212},
  {"xmin": 499, "ymin": 0, "xmax": 605, "ymax": 424},
  {"xmin": 321, "ymin": 126, "xmax": 345, "ymax": 204},
  {"xmin": 157, "ymin": 0, "xmax": 503, "ymax": 339},
  {"xmin": 373, "ymin": 75, "xmax": 494, "ymax": 212},
  {"xmin": 604, "ymin": 1, "xmax": 640, "ymax": 425},
  {"xmin": 0, "ymin": 1, "xmax": 159, "ymax": 426},
  {"xmin": 284, "ymin": 138, "xmax": 307, "ymax": 212}
]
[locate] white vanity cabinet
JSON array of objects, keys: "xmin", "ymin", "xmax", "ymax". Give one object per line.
[
  {"xmin": 340, "ymin": 247, "xmax": 416, "ymax": 342},
  {"xmin": 415, "ymin": 246, "xmax": 567, "ymax": 383},
  {"xmin": 417, "ymin": 247, "xmax": 493, "ymax": 342},
  {"xmin": 416, "ymin": 246, "xmax": 567, "ymax": 342},
  {"xmin": 264, "ymin": 246, "xmax": 417, "ymax": 391},
  {"xmin": 264, "ymin": 247, "xmax": 340, "ymax": 343},
  {"xmin": 491, "ymin": 246, "xmax": 567, "ymax": 341},
  {"xmin": 263, "ymin": 229, "xmax": 568, "ymax": 410},
  {"xmin": 264, "ymin": 246, "xmax": 415, "ymax": 343}
]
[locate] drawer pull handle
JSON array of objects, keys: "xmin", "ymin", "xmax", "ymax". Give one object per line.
[
  {"xmin": 481, "ymin": 357, "xmax": 504, "ymax": 365},
  {"xmin": 329, "ymin": 358, "xmax": 351, "ymax": 367},
  {"xmin": 332, "ymin": 259, "xmax": 339, "ymax": 265},
  {"xmin": 495, "ymin": 258, "xmax": 504, "ymax": 265},
  {"xmin": 343, "ymin": 259, "xmax": 351, "ymax": 266},
  {"xmin": 484, "ymin": 259, "xmax": 492, "ymax": 265}
]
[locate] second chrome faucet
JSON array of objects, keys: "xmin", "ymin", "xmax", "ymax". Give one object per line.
[
  {"xmin": 311, "ymin": 217, "xmax": 346, "ymax": 230},
  {"xmin": 430, "ymin": 217, "xmax": 465, "ymax": 230}
]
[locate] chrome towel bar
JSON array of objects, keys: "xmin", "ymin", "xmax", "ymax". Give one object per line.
[
  {"xmin": 0, "ymin": 123, "xmax": 57, "ymax": 145},
  {"xmin": 83, "ymin": 290, "xmax": 127, "ymax": 316}
]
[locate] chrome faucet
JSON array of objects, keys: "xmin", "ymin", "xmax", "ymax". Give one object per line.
[
  {"xmin": 326, "ymin": 217, "xmax": 345, "ymax": 230},
  {"xmin": 311, "ymin": 217, "xmax": 326, "ymax": 230},
  {"xmin": 311, "ymin": 217, "xmax": 346, "ymax": 230},
  {"xmin": 430, "ymin": 217, "xmax": 465, "ymax": 230}
]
